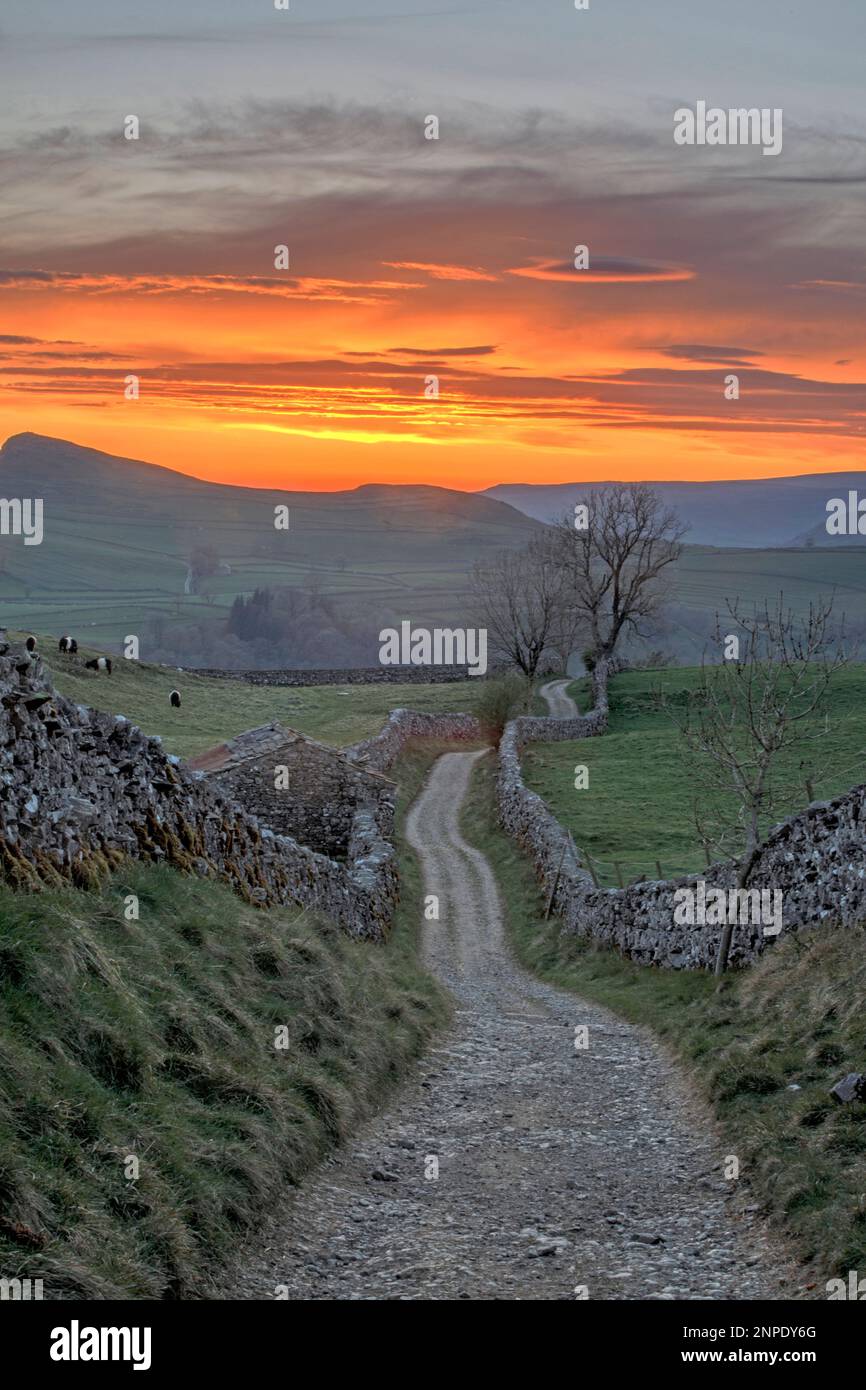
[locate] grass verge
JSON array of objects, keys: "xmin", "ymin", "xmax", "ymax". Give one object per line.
[
  {"xmin": 464, "ymin": 749, "xmax": 866, "ymax": 1284},
  {"xmin": 0, "ymin": 743, "xmax": 455, "ymax": 1300}
]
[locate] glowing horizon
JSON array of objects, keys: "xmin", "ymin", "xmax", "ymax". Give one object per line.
[{"xmin": 1, "ymin": 0, "xmax": 864, "ymax": 491}]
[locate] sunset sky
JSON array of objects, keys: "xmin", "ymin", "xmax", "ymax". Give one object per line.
[{"xmin": 1, "ymin": 0, "xmax": 864, "ymax": 490}]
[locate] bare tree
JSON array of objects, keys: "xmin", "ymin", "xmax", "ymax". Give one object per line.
[
  {"xmin": 670, "ymin": 594, "xmax": 847, "ymax": 976},
  {"xmin": 189, "ymin": 544, "xmax": 221, "ymax": 594},
  {"xmin": 550, "ymin": 484, "xmax": 685, "ymax": 666},
  {"xmin": 472, "ymin": 535, "xmax": 579, "ymax": 702}
]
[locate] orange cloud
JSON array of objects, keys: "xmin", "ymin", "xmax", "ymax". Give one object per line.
[
  {"xmin": 383, "ymin": 261, "xmax": 498, "ymax": 282},
  {"xmin": 0, "ymin": 269, "xmax": 420, "ymax": 304},
  {"xmin": 508, "ymin": 257, "xmax": 696, "ymax": 284},
  {"xmin": 793, "ymin": 279, "xmax": 866, "ymax": 296}
]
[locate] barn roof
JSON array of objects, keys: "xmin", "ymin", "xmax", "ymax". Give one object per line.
[{"xmin": 185, "ymin": 721, "xmax": 394, "ymax": 785}]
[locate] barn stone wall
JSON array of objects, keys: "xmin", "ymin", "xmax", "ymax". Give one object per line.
[{"xmin": 193, "ymin": 725, "xmax": 396, "ymax": 861}]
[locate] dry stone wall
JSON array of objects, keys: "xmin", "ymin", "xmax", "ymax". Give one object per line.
[
  {"xmin": 192, "ymin": 666, "xmax": 487, "ymax": 686},
  {"xmin": 9, "ymin": 631, "xmax": 858, "ymax": 967},
  {"xmin": 345, "ymin": 708, "xmax": 483, "ymax": 774},
  {"xmin": 0, "ymin": 642, "xmax": 395, "ymax": 940},
  {"xmin": 496, "ymin": 662, "xmax": 866, "ymax": 968},
  {"xmin": 0, "ymin": 643, "xmax": 489, "ymax": 941}
]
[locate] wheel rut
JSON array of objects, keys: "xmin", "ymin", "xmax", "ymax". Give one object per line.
[{"xmin": 222, "ymin": 750, "xmax": 794, "ymax": 1301}]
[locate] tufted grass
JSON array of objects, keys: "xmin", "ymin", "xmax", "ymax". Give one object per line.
[
  {"xmin": 464, "ymin": 750, "xmax": 866, "ymax": 1288},
  {"xmin": 0, "ymin": 741, "xmax": 458, "ymax": 1300}
]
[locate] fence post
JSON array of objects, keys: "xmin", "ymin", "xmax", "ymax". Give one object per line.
[
  {"xmin": 544, "ymin": 838, "xmax": 568, "ymax": 919},
  {"xmin": 576, "ymin": 840, "xmax": 600, "ymax": 888}
]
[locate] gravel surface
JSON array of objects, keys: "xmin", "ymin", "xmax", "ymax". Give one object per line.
[
  {"xmin": 540, "ymin": 678, "xmax": 580, "ymax": 719},
  {"xmin": 216, "ymin": 749, "xmax": 797, "ymax": 1301}
]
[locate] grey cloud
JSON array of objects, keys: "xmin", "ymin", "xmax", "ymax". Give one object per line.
[
  {"xmin": 658, "ymin": 344, "xmax": 766, "ymax": 365},
  {"xmin": 386, "ymin": 345, "xmax": 496, "ymax": 356}
]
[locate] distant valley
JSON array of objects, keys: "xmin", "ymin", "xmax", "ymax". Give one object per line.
[
  {"xmin": 0, "ymin": 433, "xmax": 539, "ymax": 666},
  {"xmin": 483, "ymin": 476, "xmax": 866, "ymax": 548},
  {"xmin": 2, "ymin": 433, "xmax": 865, "ymax": 667}
]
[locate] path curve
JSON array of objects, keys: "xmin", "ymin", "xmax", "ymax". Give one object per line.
[
  {"xmin": 540, "ymin": 678, "xmax": 579, "ymax": 719},
  {"xmin": 221, "ymin": 750, "xmax": 792, "ymax": 1301}
]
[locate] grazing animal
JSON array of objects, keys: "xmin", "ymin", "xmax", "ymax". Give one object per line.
[
  {"xmin": 169, "ymin": 690, "xmax": 181, "ymax": 708},
  {"xmin": 58, "ymin": 635, "xmax": 78, "ymax": 654},
  {"xmin": 25, "ymin": 636, "xmax": 37, "ymax": 653},
  {"xmin": 84, "ymin": 656, "xmax": 112, "ymax": 675}
]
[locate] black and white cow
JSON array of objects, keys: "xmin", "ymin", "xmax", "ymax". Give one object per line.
[
  {"xmin": 58, "ymin": 635, "xmax": 78, "ymax": 654},
  {"xmin": 169, "ymin": 690, "xmax": 181, "ymax": 708},
  {"xmin": 84, "ymin": 656, "xmax": 112, "ymax": 675}
]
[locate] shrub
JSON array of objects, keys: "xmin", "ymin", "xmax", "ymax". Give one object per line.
[{"xmin": 474, "ymin": 671, "xmax": 527, "ymax": 735}]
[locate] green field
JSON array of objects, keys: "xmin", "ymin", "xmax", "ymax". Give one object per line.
[
  {"xmin": 665, "ymin": 546, "xmax": 866, "ymax": 659},
  {"xmin": 44, "ymin": 644, "xmax": 483, "ymax": 758},
  {"xmin": 522, "ymin": 665, "xmax": 866, "ymax": 886},
  {"xmin": 675, "ymin": 545, "xmax": 866, "ymax": 614},
  {"xmin": 0, "ymin": 557, "xmax": 489, "ymax": 659},
  {"xmin": 9, "ymin": 542, "xmax": 866, "ymax": 666}
]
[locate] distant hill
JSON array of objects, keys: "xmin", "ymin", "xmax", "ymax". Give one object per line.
[
  {"xmin": 483, "ymin": 475, "xmax": 866, "ymax": 548},
  {"xmin": 1, "ymin": 432, "xmax": 539, "ymax": 542},
  {"xmin": 0, "ymin": 433, "xmax": 541, "ymax": 663},
  {"xmin": 3, "ymin": 433, "xmax": 865, "ymax": 669}
]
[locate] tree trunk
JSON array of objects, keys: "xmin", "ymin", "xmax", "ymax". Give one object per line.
[{"xmin": 713, "ymin": 846, "xmax": 761, "ymax": 978}]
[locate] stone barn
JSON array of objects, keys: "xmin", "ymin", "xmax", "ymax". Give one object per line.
[{"xmin": 186, "ymin": 722, "xmax": 396, "ymax": 860}]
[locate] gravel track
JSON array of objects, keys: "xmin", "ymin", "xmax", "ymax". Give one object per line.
[
  {"xmin": 540, "ymin": 678, "xmax": 580, "ymax": 719},
  {"xmin": 219, "ymin": 749, "xmax": 795, "ymax": 1301}
]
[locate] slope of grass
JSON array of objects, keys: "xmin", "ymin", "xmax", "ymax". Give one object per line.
[
  {"xmin": 38, "ymin": 641, "xmax": 483, "ymax": 757},
  {"xmin": 674, "ymin": 545, "xmax": 866, "ymax": 619},
  {"xmin": 524, "ymin": 665, "xmax": 866, "ymax": 886},
  {"xmin": 0, "ymin": 434, "xmax": 541, "ymax": 650},
  {"xmin": 0, "ymin": 741, "xmax": 456, "ymax": 1300},
  {"xmin": 464, "ymin": 751, "xmax": 866, "ymax": 1285}
]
